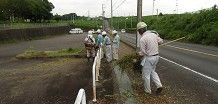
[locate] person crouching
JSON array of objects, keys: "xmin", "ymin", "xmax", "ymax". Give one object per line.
[{"xmin": 84, "ymin": 31, "xmax": 96, "ymax": 62}]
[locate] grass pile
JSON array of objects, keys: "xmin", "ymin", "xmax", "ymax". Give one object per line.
[
  {"xmin": 116, "ymin": 53, "xmax": 142, "ymax": 71},
  {"xmin": 16, "ymin": 48, "xmax": 83, "ymax": 59}
]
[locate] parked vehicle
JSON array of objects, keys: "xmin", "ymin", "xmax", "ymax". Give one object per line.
[
  {"xmin": 69, "ymin": 28, "xmax": 83, "ymax": 34},
  {"xmin": 121, "ymin": 29, "xmax": 126, "ymax": 33}
]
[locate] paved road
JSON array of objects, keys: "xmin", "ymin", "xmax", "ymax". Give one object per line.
[
  {"xmin": 0, "ymin": 34, "xmax": 86, "ymax": 65},
  {"xmin": 120, "ymin": 32, "xmax": 218, "ymax": 103}
]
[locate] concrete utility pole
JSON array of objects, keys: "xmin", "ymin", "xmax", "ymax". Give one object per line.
[
  {"xmin": 73, "ymin": 15, "xmax": 75, "ymax": 23},
  {"xmin": 176, "ymin": 0, "xmax": 179, "ymax": 14},
  {"xmin": 137, "ymin": 0, "xmax": 142, "ymax": 22},
  {"xmin": 125, "ymin": 18, "xmax": 128, "ymax": 29},
  {"xmin": 152, "ymin": 0, "xmax": 155, "ymax": 16},
  {"xmin": 102, "ymin": 4, "xmax": 105, "ymax": 30},
  {"xmin": 137, "ymin": 0, "xmax": 143, "ymax": 49},
  {"xmin": 111, "ymin": 0, "xmax": 113, "ymax": 31}
]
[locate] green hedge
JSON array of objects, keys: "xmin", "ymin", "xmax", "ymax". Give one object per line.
[{"xmin": 112, "ymin": 6, "xmax": 218, "ymax": 46}]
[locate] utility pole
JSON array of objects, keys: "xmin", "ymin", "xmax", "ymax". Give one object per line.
[
  {"xmin": 152, "ymin": 0, "xmax": 155, "ymax": 16},
  {"xmin": 111, "ymin": 0, "xmax": 113, "ymax": 31},
  {"xmin": 137, "ymin": 0, "xmax": 142, "ymax": 22},
  {"xmin": 130, "ymin": 14, "xmax": 133, "ymax": 28},
  {"xmin": 118, "ymin": 20, "xmax": 120, "ymax": 30},
  {"xmin": 102, "ymin": 4, "xmax": 105, "ymax": 30},
  {"xmin": 73, "ymin": 15, "xmax": 75, "ymax": 23},
  {"xmin": 137, "ymin": 0, "xmax": 143, "ymax": 50},
  {"xmin": 176, "ymin": 0, "xmax": 179, "ymax": 14},
  {"xmin": 88, "ymin": 11, "xmax": 90, "ymax": 17}
]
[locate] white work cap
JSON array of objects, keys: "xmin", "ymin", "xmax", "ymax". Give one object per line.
[
  {"xmin": 137, "ymin": 22, "xmax": 147, "ymax": 30},
  {"xmin": 88, "ymin": 31, "xmax": 93, "ymax": 34},
  {"xmin": 113, "ymin": 30, "xmax": 117, "ymax": 34},
  {"xmin": 102, "ymin": 31, "xmax": 107, "ymax": 35},
  {"xmin": 97, "ymin": 29, "xmax": 101, "ymax": 33}
]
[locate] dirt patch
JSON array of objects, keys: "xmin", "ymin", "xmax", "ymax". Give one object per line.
[
  {"xmin": 0, "ymin": 58, "xmax": 93, "ymax": 104},
  {"xmin": 92, "ymin": 59, "xmax": 120, "ymax": 104}
]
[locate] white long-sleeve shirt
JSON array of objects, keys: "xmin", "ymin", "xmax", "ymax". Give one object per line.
[
  {"xmin": 139, "ymin": 31, "xmax": 163, "ymax": 56},
  {"xmin": 113, "ymin": 34, "xmax": 120, "ymax": 48}
]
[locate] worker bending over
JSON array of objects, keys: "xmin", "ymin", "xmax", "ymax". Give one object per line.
[
  {"xmin": 84, "ymin": 31, "xmax": 96, "ymax": 62},
  {"xmin": 137, "ymin": 22, "xmax": 163, "ymax": 95}
]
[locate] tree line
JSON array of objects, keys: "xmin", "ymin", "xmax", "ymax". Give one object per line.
[{"xmin": 0, "ymin": 0, "xmax": 54, "ymax": 22}]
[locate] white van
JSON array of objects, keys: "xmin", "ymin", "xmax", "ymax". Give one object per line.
[{"xmin": 69, "ymin": 28, "xmax": 83, "ymax": 34}]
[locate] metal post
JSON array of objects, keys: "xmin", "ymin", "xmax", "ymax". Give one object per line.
[
  {"xmin": 96, "ymin": 50, "xmax": 100, "ymax": 81},
  {"xmin": 92, "ymin": 57, "xmax": 97, "ymax": 102},
  {"xmin": 74, "ymin": 89, "xmax": 87, "ymax": 104}
]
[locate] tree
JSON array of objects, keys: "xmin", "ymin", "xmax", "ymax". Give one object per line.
[
  {"xmin": 0, "ymin": 0, "xmax": 54, "ymax": 22},
  {"xmin": 53, "ymin": 14, "xmax": 62, "ymax": 22},
  {"xmin": 62, "ymin": 13, "xmax": 77, "ymax": 20},
  {"xmin": 159, "ymin": 12, "xmax": 164, "ymax": 16}
]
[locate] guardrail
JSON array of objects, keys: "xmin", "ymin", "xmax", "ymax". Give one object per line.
[
  {"xmin": 74, "ymin": 89, "xmax": 86, "ymax": 104},
  {"xmin": 74, "ymin": 47, "xmax": 102, "ymax": 103},
  {"xmin": 92, "ymin": 48, "xmax": 102, "ymax": 102}
]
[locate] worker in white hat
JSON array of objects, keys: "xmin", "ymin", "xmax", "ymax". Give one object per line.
[
  {"xmin": 96, "ymin": 29, "xmax": 104, "ymax": 59},
  {"xmin": 112, "ymin": 30, "xmax": 120, "ymax": 60},
  {"xmin": 84, "ymin": 30, "xmax": 96, "ymax": 62},
  {"xmin": 102, "ymin": 31, "xmax": 112, "ymax": 62},
  {"xmin": 137, "ymin": 22, "xmax": 163, "ymax": 95},
  {"xmin": 96, "ymin": 29, "xmax": 103, "ymax": 47}
]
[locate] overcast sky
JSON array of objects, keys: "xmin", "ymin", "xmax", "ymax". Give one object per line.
[{"xmin": 48, "ymin": 0, "xmax": 218, "ymax": 17}]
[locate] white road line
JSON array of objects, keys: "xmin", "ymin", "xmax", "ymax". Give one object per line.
[
  {"xmin": 166, "ymin": 45, "xmax": 218, "ymax": 58},
  {"xmin": 160, "ymin": 56, "xmax": 218, "ymax": 83}
]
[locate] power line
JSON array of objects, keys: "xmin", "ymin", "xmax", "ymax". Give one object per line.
[
  {"xmin": 112, "ymin": 0, "xmax": 119, "ymax": 7},
  {"xmin": 113, "ymin": 0, "xmax": 127, "ymax": 12}
]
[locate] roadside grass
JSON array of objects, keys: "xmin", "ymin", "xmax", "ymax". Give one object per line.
[
  {"xmin": 16, "ymin": 48, "xmax": 84, "ymax": 59},
  {"xmin": 116, "ymin": 54, "xmax": 178, "ymax": 104},
  {"xmin": 112, "ymin": 6, "xmax": 218, "ymax": 46},
  {"xmin": 116, "ymin": 53, "xmax": 141, "ymax": 71}
]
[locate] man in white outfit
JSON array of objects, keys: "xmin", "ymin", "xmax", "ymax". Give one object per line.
[
  {"xmin": 102, "ymin": 31, "xmax": 112, "ymax": 62},
  {"xmin": 137, "ymin": 22, "xmax": 163, "ymax": 95},
  {"xmin": 96, "ymin": 29, "xmax": 104, "ymax": 59},
  {"xmin": 112, "ymin": 30, "xmax": 120, "ymax": 60},
  {"xmin": 84, "ymin": 31, "xmax": 96, "ymax": 62}
]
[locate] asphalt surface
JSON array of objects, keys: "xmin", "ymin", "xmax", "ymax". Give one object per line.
[
  {"xmin": 120, "ymin": 32, "xmax": 218, "ymax": 104},
  {"xmin": 0, "ymin": 34, "xmax": 86, "ymax": 65},
  {"xmin": 0, "ymin": 33, "xmax": 95, "ymax": 104}
]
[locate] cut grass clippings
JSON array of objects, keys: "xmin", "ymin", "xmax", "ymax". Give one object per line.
[
  {"xmin": 116, "ymin": 53, "xmax": 142, "ymax": 72},
  {"xmin": 16, "ymin": 48, "xmax": 85, "ymax": 59},
  {"xmin": 116, "ymin": 54, "xmax": 178, "ymax": 104}
]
